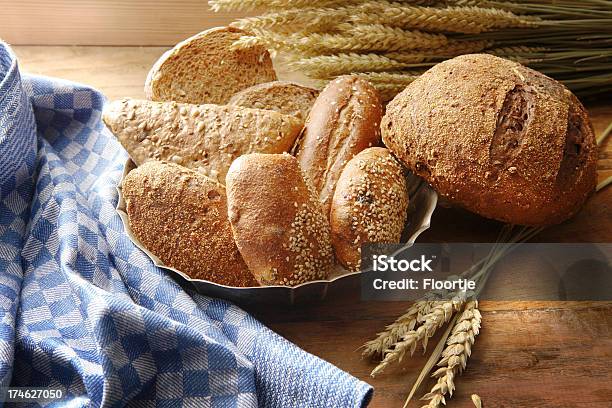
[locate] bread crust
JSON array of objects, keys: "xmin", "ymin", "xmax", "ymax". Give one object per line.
[
  {"xmin": 228, "ymin": 81, "xmax": 319, "ymax": 121},
  {"xmin": 296, "ymin": 75, "xmax": 383, "ymax": 217},
  {"xmin": 331, "ymin": 147, "xmax": 409, "ymax": 270},
  {"xmin": 103, "ymin": 98, "xmax": 303, "ymax": 183},
  {"xmin": 144, "ymin": 26, "xmax": 277, "ymax": 105},
  {"xmin": 382, "ymin": 54, "xmax": 598, "ymax": 226},
  {"xmin": 122, "ymin": 161, "xmax": 257, "ymax": 287},
  {"xmin": 226, "ymin": 153, "xmax": 333, "ymax": 286}
]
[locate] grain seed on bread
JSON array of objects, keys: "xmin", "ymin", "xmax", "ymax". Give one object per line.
[
  {"xmin": 103, "ymin": 98, "xmax": 303, "ymax": 183},
  {"xmin": 145, "ymin": 26, "xmax": 277, "ymax": 105},
  {"xmin": 122, "ymin": 161, "xmax": 258, "ymax": 287},
  {"xmin": 382, "ymin": 54, "xmax": 597, "ymax": 226},
  {"xmin": 226, "ymin": 153, "xmax": 333, "ymax": 286},
  {"xmin": 331, "ymin": 147, "xmax": 409, "ymax": 271},
  {"xmin": 297, "ymin": 75, "xmax": 383, "ymax": 217}
]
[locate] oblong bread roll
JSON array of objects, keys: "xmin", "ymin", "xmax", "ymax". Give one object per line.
[
  {"xmin": 122, "ymin": 160, "xmax": 257, "ymax": 287},
  {"xmin": 226, "ymin": 153, "xmax": 333, "ymax": 286},
  {"xmin": 331, "ymin": 147, "xmax": 409, "ymax": 271}
]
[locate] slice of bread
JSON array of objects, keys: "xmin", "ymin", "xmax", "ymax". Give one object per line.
[
  {"xmin": 103, "ymin": 98, "xmax": 303, "ymax": 183},
  {"xmin": 145, "ymin": 26, "xmax": 277, "ymax": 105},
  {"xmin": 228, "ymin": 81, "xmax": 319, "ymax": 121}
]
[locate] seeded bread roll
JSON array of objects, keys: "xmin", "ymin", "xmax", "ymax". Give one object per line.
[
  {"xmin": 122, "ymin": 161, "xmax": 257, "ymax": 287},
  {"xmin": 103, "ymin": 98, "xmax": 302, "ymax": 183},
  {"xmin": 228, "ymin": 81, "xmax": 319, "ymax": 121},
  {"xmin": 331, "ymin": 147, "xmax": 409, "ymax": 271},
  {"xmin": 382, "ymin": 54, "xmax": 598, "ymax": 226},
  {"xmin": 296, "ymin": 75, "xmax": 384, "ymax": 217},
  {"xmin": 226, "ymin": 153, "xmax": 333, "ymax": 286},
  {"xmin": 145, "ymin": 26, "xmax": 277, "ymax": 105}
]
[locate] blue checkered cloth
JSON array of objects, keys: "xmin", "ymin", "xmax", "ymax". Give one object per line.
[{"xmin": 0, "ymin": 42, "xmax": 372, "ymax": 407}]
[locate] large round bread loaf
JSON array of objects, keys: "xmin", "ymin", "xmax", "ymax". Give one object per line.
[
  {"xmin": 122, "ymin": 161, "xmax": 257, "ymax": 287},
  {"xmin": 382, "ymin": 54, "xmax": 598, "ymax": 226},
  {"xmin": 297, "ymin": 75, "xmax": 383, "ymax": 217},
  {"xmin": 331, "ymin": 147, "xmax": 409, "ymax": 271},
  {"xmin": 226, "ymin": 153, "xmax": 333, "ymax": 286}
]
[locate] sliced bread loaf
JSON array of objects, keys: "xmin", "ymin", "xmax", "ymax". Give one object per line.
[
  {"xmin": 103, "ymin": 98, "xmax": 303, "ymax": 183},
  {"xmin": 144, "ymin": 26, "xmax": 277, "ymax": 105},
  {"xmin": 228, "ymin": 81, "xmax": 319, "ymax": 121}
]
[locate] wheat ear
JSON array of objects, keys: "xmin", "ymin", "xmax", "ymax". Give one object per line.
[
  {"xmin": 209, "ymin": 0, "xmax": 351, "ymax": 12},
  {"xmin": 350, "ymin": 2, "xmax": 541, "ymax": 34},
  {"xmin": 420, "ymin": 301, "xmax": 482, "ymax": 408},
  {"xmin": 289, "ymin": 53, "xmax": 412, "ymax": 78},
  {"xmin": 363, "ymin": 300, "xmax": 436, "ymax": 358},
  {"xmin": 231, "ymin": 7, "xmax": 346, "ymax": 33},
  {"xmin": 287, "ymin": 25, "xmax": 448, "ymax": 54},
  {"xmin": 371, "ymin": 296, "xmax": 466, "ymax": 377}
]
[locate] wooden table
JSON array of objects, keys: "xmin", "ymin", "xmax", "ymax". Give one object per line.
[{"xmin": 13, "ymin": 46, "xmax": 612, "ymax": 408}]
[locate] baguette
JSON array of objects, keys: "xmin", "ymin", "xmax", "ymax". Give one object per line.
[
  {"xmin": 296, "ymin": 76, "xmax": 383, "ymax": 217},
  {"xmin": 103, "ymin": 98, "xmax": 303, "ymax": 183}
]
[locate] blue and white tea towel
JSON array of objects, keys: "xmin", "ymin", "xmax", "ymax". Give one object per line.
[{"xmin": 0, "ymin": 42, "xmax": 372, "ymax": 407}]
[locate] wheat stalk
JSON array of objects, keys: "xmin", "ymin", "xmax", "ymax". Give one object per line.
[
  {"xmin": 209, "ymin": 0, "xmax": 351, "ymax": 11},
  {"xmin": 284, "ymin": 25, "xmax": 448, "ymax": 54},
  {"xmin": 351, "ymin": 2, "xmax": 541, "ymax": 34},
  {"xmin": 472, "ymin": 394, "xmax": 483, "ymax": 408},
  {"xmin": 289, "ymin": 53, "xmax": 412, "ymax": 77},
  {"xmin": 371, "ymin": 296, "xmax": 466, "ymax": 377},
  {"xmin": 420, "ymin": 301, "xmax": 482, "ymax": 408},
  {"xmin": 231, "ymin": 7, "xmax": 346, "ymax": 33},
  {"xmin": 363, "ymin": 300, "xmax": 436, "ymax": 358}
]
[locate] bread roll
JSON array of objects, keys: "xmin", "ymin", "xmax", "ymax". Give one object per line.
[
  {"xmin": 226, "ymin": 153, "xmax": 333, "ymax": 286},
  {"xmin": 382, "ymin": 54, "xmax": 597, "ymax": 226},
  {"xmin": 103, "ymin": 98, "xmax": 302, "ymax": 183},
  {"xmin": 331, "ymin": 147, "xmax": 409, "ymax": 271},
  {"xmin": 228, "ymin": 81, "xmax": 319, "ymax": 122},
  {"xmin": 296, "ymin": 75, "xmax": 383, "ymax": 217},
  {"xmin": 122, "ymin": 161, "xmax": 257, "ymax": 287},
  {"xmin": 145, "ymin": 26, "xmax": 277, "ymax": 105}
]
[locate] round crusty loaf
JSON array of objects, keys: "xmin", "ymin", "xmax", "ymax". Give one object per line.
[
  {"xmin": 382, "ymin": 54, "xmax": 598, "ymax": 226},
  {"xmin": 297, "ymin": 75, "xmax": 383, "ymax": 217},
  {"xmin": 331, "ymin": 147, "xmax": 409, "ymax": 271},
  {"xmin": 145, "ymin": 26, "xmax": 277, "ymax": 105},
  {"xmin": 225, "ymin": 153, "xmax": 333, "ymax": 286},
  {"xmin": 227, "ymin": 81, "xmax": 319, "ymax": 122},
  {"xmin": 122, "ymin": 161, "xmax": 258, "ymax": 287}
]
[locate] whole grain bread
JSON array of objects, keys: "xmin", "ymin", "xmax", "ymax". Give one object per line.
[
  {"xmin": 331, "ymin": 147, "xmax": 409, "ymax": 271},
  {"xmin": 122, "ymin": 161, "xmax": 257, "ymax": 287},
  {"xmin": 382, "ymin": 54, "xmax": 598, "ymax": 226},
  {"xmin": 225, "ymin": 153, "xmax": 333, "ymax": 286},
  {"xmin": 296, "ymin": 76, "xmax": 383, "ymax": 218},
  {"xmin": 103, "ymin": 98, "xmax": 303, "ymax": 183},
  {"xmin": 145, "ymin": 26, "xmax": 277, "ymax": 105},
  {"xmin": 228, "ymin": 81, "xmax": 319, "ymax": 121}
]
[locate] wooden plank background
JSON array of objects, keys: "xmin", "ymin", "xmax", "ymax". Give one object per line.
[{"xmin": 1, "ymin": 0, "xmax": 250, "ymax": 46}]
